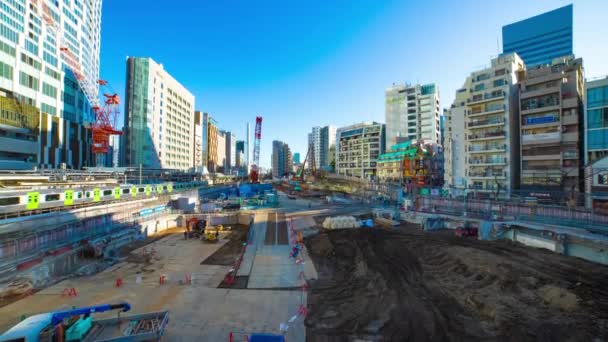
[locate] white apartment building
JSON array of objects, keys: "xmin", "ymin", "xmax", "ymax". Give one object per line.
[
  {"xmin": 308, "ymin": 125, "xmax": 336, "ymax": 169},
  {"xmin": 216, "ymin": 130, "xmax": 226, "ymax": 172},
  {"xmin": 336, "ymin": 121, "xmax": 385, "ymax": 179},
  {"xmin": 0, "ymin": 0, "xmax": 102, "ymax": 169},
  {"xmin": 444, "ymin": 78, "xmax": 471, "ymax": 194},
  {"xmin": 193, "ymin": 110, "xmax": 203, "ymax": 172},
  {"xmin": 385, "ymin": 83, "xmax": 441, "ymax": 147},
  {"xmin": 463, "ymin": 53, "xmax": 525, "ymax": 197},
  {"xmin": 122, "ymin": 57, "xmax": 195, "ymax": 170}
]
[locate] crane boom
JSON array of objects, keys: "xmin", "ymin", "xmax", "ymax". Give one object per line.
[{"xmin": 250, "ymin": 116, "xmax": 263, "ymax": 183}]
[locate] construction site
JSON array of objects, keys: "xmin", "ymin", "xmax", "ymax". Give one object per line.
[
  {"xmin": 1, "ymin": 162, "xmax": 608, "ymax": 341},
  {"xmin": 1, "ymin": 109, "xmax": 608, "ymax": 341}
]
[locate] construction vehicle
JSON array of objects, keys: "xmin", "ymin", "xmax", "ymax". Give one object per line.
[
  {"xmin": 186, "ymin": 217, "xmax": 206, "ymax": 239},
  {"xmin": 0, "ymin": 302, "xmax": 169, "ymax": 342},
  {"xmin": 249, "ymin": 116, "xmax": 263, "ymax": 183},
  {"xmin": 202, "ymin": 226, "xmax": 219, "ymax": 243}
]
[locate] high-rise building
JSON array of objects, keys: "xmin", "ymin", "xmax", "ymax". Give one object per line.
[
  {"xmin": 463, "ymin": 53, "xmax": 525, "ymax": 198},
  {"xmin": 385, "ymin": 83, "xmax": 441, "ymax": 148},
  {"xmin": 585, "ymin": 76, "xmax": 608, "ymax": 164},
  {"xmin": 519, "ymin": 56, "xmax": 584, "ymax": 199},
  {"xmin": 0, "ymin": 0, "xmax": 102, "ymax": 169},
  {"xmin": 272, "ymin": 140, "xmax": 292, "ymax": 178},
  {"xmin": 444, "ymin": 78, "xmax": 471, "ymax": 194},
  {"xmin": 308, "ymin": 125, "xmax": 336, "ymax": 169},
  {"xmin": 502, "ymin": 5, "xmax": 573, "ymax": 67},
  {"xmin": 122, "ymin": 57, "xmax": 195, "ymax": 170},
  {"xmin": 246, "ymin": 122, "xmax": 250, "ymax": 173},
  {"xmin": 204, "ymin": 113, "xmax": 219, "ymax": 172},
  {"xmin": 235, "ymin": 140, "xmax": 245, "ymax": 169},
  {"xmin": 293, "ymin": 152, "xmax": 301, "ymax": 165},
  {"xmin": 216, "ymin": 130, "xmax": 226, "ymax": 172},
  {"xmin": 224, "ymin": 131, "xmax": 236, "ymax": 172},
  {"xmin": 335, "ymin": 121, "xmax": 385, "ymax": 179},
  {"xmin": 193, "ymin": 111, "xmax": 203, "ymax": 172}
]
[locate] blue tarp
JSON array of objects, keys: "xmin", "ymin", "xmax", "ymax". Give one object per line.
[
  {"xmin": 249, "ymin": 334, "xmax": 285, "ymax": 342},
  {"xmin": 423, "ymin": 217, "xmax": 445, "ymax": 231},
  {"xmin": 239, "ymin": 183, "xmax": 273, "ymax": 198},
  {"xmin": 478, "ymin": 221, "xmax": 507, "ymax": 240}
]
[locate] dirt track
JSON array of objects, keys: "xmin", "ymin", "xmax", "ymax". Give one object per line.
[{"xmin": 305, "ymin": 226, "xmax": 608, "ymax": 341}]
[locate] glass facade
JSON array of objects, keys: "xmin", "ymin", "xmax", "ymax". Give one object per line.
[
  {"xmin": 123, "ymin": 58, "xmax": 153, "ymax": 167},
  {"xmin": 587, "ymin": 83, "xmax": 608, "ymax": 154},
  {"xmin": 502, "ymin": 5, "xmax": 572, "ymax": 66}
]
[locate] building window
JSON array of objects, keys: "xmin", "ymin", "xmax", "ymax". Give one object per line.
[
  {"xmin": 19, "ymin": 71, "xmax": 39, "ymax": 90},
  {"xmin": 0, "ymin": 61, "xmax": 13, "ymax": 80},
  {"xmin": 42, "ymin": 82, "xmax": 57, "ymax": 98}
]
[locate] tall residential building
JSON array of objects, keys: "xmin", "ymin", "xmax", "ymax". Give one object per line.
[
  {"xmin": 216, "ymin": 130, "xmax": 226, "ymax": 172},
  {"xmin": 502, "ymin": 4, "xmax": 573, "ymax": 67},
  {"xmin": 308, "ymin": 125, "xmax": 336, "ymax": 169},
  {"xmin": 246, "ymin": 122, "xmax": 250, "ymax": 173},
  {"xmin": 293, "ymin": 152, "xmax": 301, "ymax": 165},
  {"xmin": 235, "ymin": 140, "xmax": 245, "ymax": 169},
  {"xmin": 518, "ymin": 56, "xmax": 584, "ymax": 199},
  {"xmin": 205, "ymin": 113, "xmax": 219, "ymax": 172},
  {"xmin": 193, "ymin": 111, "xmax": 203, "ymax": 172},
  {"xmin": 122, "ymin": 57, "xmax": 195, "ymax": 170},
  {"xmin": 585, "ymin": 76, "xmax": 608, "ymax": 164},
  {"xmin": 464, "ymin": 53, "xmax": 525, "ymax": 197},
  {"xmin": 335, "ymin": 121, "xmax": 385, "ymax": 179},
  {"xmin": 0, "ymin": 0, "xmax": 102, "ymax": 169},
  {"xmin": 224, "ymin": 131, "xmax": 236, "ymax": 171},
  {"xmin": 272, "ymin": 140, "xmax": 292, "ymax": 178},
  {"xmin": 385, "ymin": 83, "xmax": 441, "ymax": 147},
  {"xmin": 444, "ymin": 78, "xmax": 471, "ymax": 194}
]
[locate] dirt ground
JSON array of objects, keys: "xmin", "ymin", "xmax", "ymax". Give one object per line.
[
  {"xmin": 201, "ymin": 224, "xmax": 249, "ymax": 266},
  {"xmin": 304, "ymin": 225, "xmax": 608, "ymax": 341}
]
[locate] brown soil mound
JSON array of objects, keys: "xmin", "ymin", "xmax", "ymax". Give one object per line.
[{"xmin": 305, "ymin": 227, "xmax": 608, "ymax": 341}]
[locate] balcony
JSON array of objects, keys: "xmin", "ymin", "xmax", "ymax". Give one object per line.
[
  {"xmin": 467, "ymin": 184, "xmax": 504, "ymax": 192},
  {"xmin": 562, "ymin": 113, "xmax": 578, "ymax": 125},
  {"xmin": 468, "ymin": 157, "xmax": 507, "ymax": 166},
  {"xmin": 468, "ymin": 130, "xmax": 506, "ymax": 141},
  {"xmin": 468, "ymin": 143, "xmax": 506, "ymax": 153},
  {"xmin": 469, "ymin": 171, "xmax": 506, "ymax": 179},
  {"xmin": 521, "ymin": 131, "xmax": 560, "ymax": 145},
  {"xmin": 562, "ymin": 132, "xmax": 578, "ymax": 142},
  {"xmin": 562, "ymin": 94, "xmax": 579, "ymax": 108},
  {"xmin": 468, "ymin": 117, "xmax": 505, "ymax": 129},
  {"xmin": 468, "ymin": 105, "xmax": 505, "ymax": 118},
  {"xmin": 467, "ymin": 92, "xmax": 504, "ymax": 105}
]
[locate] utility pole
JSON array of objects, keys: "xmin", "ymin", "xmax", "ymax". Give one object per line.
[{"xmin": 139, "ymin": 163, "xmax": 142, "ymax": 185}]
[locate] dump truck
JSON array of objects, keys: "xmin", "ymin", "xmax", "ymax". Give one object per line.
[{"xmin": 0, "ymin": 302, "xmax": 169, "ymax": 342}]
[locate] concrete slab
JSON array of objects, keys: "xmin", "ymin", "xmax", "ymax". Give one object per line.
[{"xmin": 0, "ymin": 231, "xmax": 306, "ymax": 341}]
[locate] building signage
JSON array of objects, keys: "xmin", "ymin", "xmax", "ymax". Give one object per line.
[{"xmin": 526, "ymin": 116, "xmax": 557, "ymax": 125}]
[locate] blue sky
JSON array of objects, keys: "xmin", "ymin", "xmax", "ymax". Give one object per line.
[{"xmin": 100, "ymin": 0, "xmax": 608, "ymax": 168}]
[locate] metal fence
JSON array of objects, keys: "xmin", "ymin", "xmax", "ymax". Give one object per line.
[{"xmin": 412, "ymin": 195, "xmax": 608, "ymax": 230}]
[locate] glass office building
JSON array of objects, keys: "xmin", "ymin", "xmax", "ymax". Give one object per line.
[
  {"xmin": 502, "ymin": 5, "xmax": 573, "ymax": 67},
  {"xmin": 585, "ymin": 77, "xmax": 608, "ymax": 164}
]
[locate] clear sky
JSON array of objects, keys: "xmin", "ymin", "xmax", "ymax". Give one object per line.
[{"xmin": 100, "ymin": 0, "xmax": 608, "ymax": 168}]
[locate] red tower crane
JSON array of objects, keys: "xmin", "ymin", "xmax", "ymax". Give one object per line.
[
  {"xmin": 35, "ymin": 0, "xmax": 121, "ymax": 160},
  {"xmin": 250, "ymin": 116, "xmax": 263, "ymax": 183}
]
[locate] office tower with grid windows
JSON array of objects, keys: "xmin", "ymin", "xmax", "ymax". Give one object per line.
[
  {"xmin": 122, "ymin": 57, "xmax": 195, "ymax": 170},
  {"xmin": 0, "ymin": 0, "xmax": 102, "ymax": 169}
]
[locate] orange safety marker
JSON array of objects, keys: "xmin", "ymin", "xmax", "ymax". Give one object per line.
[
  {"xmin": 159, "ymin": 275, "xmax": 166, "ymax": 285},
  {"xmin": 184, "ymin": 274, "xmax": 192, "ymax": 285},
  {"xmin": 115, "ymin": 278, "xmax": 123, "ymax": 288},
  {"xmin": 61, "ymin": 288, "xmax": 77, "ymax": 297}
]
